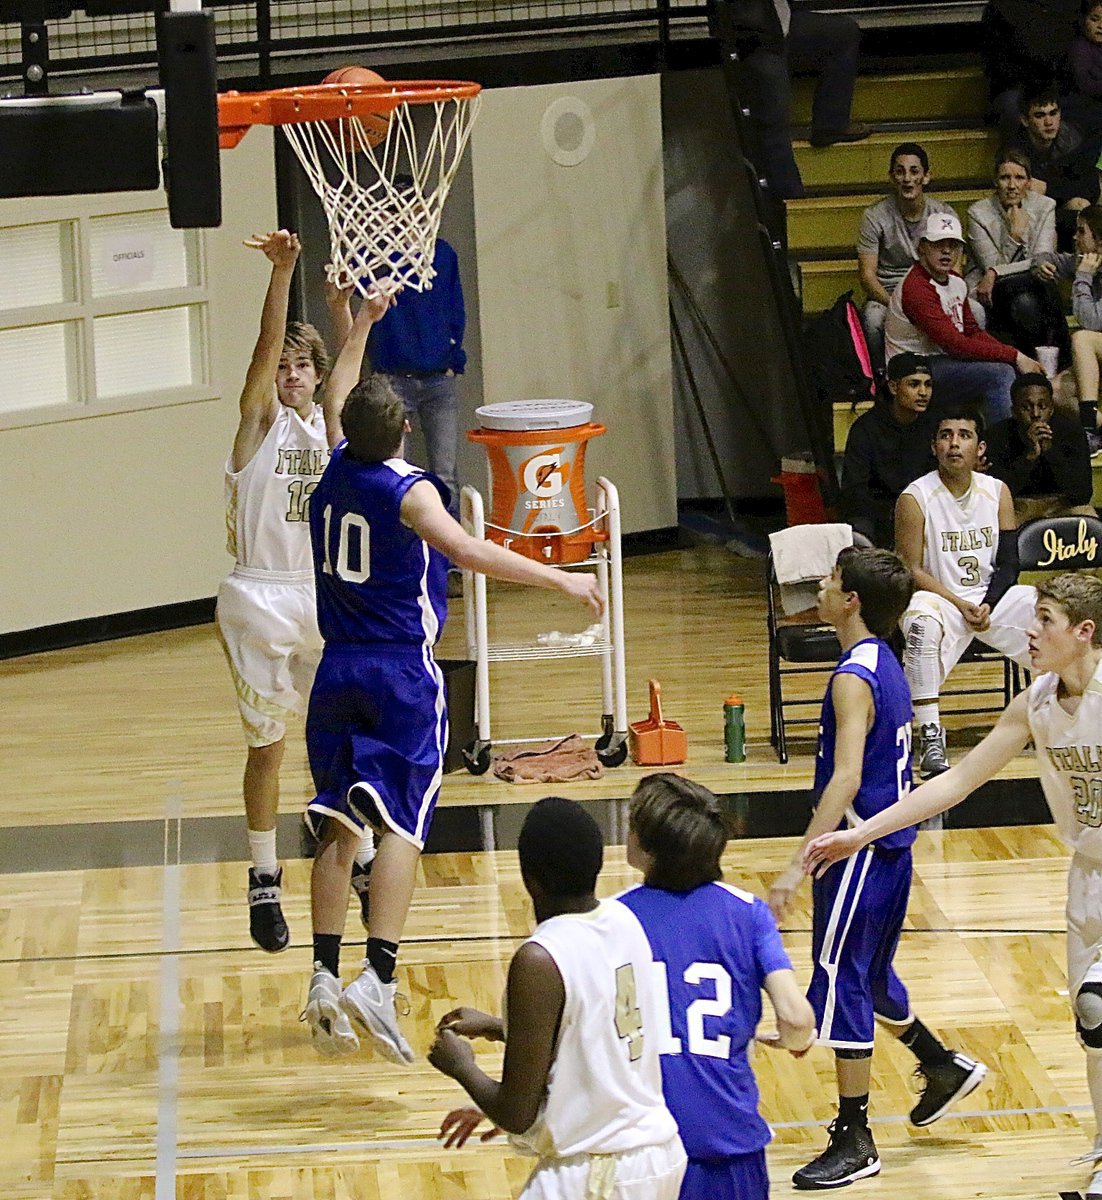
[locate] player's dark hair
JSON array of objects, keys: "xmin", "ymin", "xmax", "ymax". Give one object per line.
[
  {"xmin": 629, "ymin": 773, "xmax": 727, "ymax": 891},
  {"xmin": 935, "ymin": 403, "xmax": 985, "ymax": 440},
  {"xmin": 889, "ymin": 141, "xmax": 929, "ymax": 174},
  {"xmin": 518, "ymin": 797, "xmax": 603, "ymax": 898},
  {"xmin": 1079, "ymin": 204, "xmax": 1102, "ymax": 246},
  {"xmin": 1010, "ymin": 372, "xmax": 1053, "ymax": 401},
  {"xmin": 282, "ymin": 322, "xmax": 330, "ymax": 381},
  {"xmin": 341, "ymin": 375, "xmax": 406, "ymax": 462},
  {"xmin": 1019, "ymin": 85, "xmax": 1061, "ymax": 116},
  {"xmin": 836, "ymin": 546, "xmax": 915, "ymax": 639},
  {"xmin": 1036, "ymin": 572, "xmax": 1102, "ymax": 645}
]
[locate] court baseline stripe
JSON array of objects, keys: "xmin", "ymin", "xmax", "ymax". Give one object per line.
[
  {"xmin": 155, "ymin": 789, "xmax": 183, "ymax": 1200},
  {"xmin": 172, "ymin": 1102, "xmax": 1094, "ymax": 1160}
]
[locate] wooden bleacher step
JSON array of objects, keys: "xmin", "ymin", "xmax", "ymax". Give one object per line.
[{"xmin": 792, "ymin": 66, "xmax": 987, "ymax": 127}]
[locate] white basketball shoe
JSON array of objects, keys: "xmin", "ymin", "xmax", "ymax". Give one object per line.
[
  {"xmin": 302, "ymin": 964, "xmax": 360, "ymax": 1057},
  {"xmin": 340, "ymin": 962, "xmax": 415, "ymax": 1064}
]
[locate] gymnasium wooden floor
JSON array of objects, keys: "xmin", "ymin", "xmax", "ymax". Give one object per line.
[{"xmin": 1, "ymin": 546, "xmax": 1086, "ymax": 1200}]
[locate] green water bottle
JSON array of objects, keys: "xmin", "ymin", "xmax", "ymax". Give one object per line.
[{"xmin": 724, "ymin": 694, "xmax": 746, "ymax": 763}]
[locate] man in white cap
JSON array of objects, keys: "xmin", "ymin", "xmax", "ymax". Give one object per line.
[{"xmin": 885, "ymin": 211, "xmax": 1044, "ymax": 422}]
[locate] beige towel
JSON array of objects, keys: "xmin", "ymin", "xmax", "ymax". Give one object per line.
[
  {"xmin": 492, "ymin": 735, "xmax": 604, "ymax": 784},
  {"xmin": 769, "ymin": 523, "xmax": 853, "ymax": 615}
]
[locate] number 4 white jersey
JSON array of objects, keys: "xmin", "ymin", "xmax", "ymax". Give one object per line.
[
  {"xmin": 225, "ymin": 405, "xmax": 329, "ymax": 577},
  {"xmin": 1028, "ymin": 659, "xmax": 1102, "ymax": 863},
  {"xmin": 902, "ymin": 469, "xmax": 1003, "ymax": 604},
  {"xmin": 513, "ymin": 899, "xmax": 679, "ymax": 1160}
]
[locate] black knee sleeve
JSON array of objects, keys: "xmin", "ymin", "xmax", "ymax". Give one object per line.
[
  {"xmin": 834, "ymin": 1046, "xmax": 873, "ymax": 1060},
  {"xmin": 1076, "ymin": 981, "xmax": 1102, "ymax": 1049}
]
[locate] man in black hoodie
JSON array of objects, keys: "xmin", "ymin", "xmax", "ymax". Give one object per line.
[{"xmin": 841, "ymin": 353, "xmax": 939, "ymax": 548}]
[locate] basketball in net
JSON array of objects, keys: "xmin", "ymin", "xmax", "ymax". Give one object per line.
[
  {"xmin": 319, "ymin": 66, "xmax": 391, "ymax": 149},
  {"xmin": 218, "ymin": 77, "xmax": 481, "ymax": 298}
]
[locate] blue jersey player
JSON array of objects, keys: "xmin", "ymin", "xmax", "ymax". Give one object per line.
[
  {"xmin": 768, "ymin": 547, "xmax": 988, "ymax": 1189},
  {"xmin": 619, "ymin": 773, "xmax": 817, "ymax": 1200},
  {"xmin": 302, "ymin": 300, "xmax": 603, "ymax": 1062}
]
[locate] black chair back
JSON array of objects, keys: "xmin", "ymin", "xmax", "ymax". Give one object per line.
[{"xmin": 1017, "ymin": 516, "xmax": 1102, "ymax": 574}]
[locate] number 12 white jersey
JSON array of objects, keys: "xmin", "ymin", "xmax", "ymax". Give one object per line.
[
  {"xmin": 512, "ymin": 899, "xmax": 679, "ymax": 1160},
  {"xmin": 1028, "ymin": 658, "xmax": 1102, "ymax": 863},
  {"xmin": 225, "ymin": 404, "xmax": 328, "ymax": 578},
  {"xmin": 902, "ymin": 469, "xmax": 1003, "ymax": 604}
]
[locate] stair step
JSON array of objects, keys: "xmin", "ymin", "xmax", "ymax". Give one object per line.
[
  {"xmin": 799, "ymin": 258, "xmax": 864, "ymax": 312},
  {"xmin": 786, "ymin": 187, "xmax": 988, "ymax": 253},
  {"xmin": 793, "ymin": 66, "xmax": 988, "ymax": 126},
  {"xmin": 794, "ymin": 127, "xmax": 998, "ymax": 190}
]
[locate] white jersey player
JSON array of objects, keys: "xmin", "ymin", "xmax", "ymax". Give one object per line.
[
  {"xmin": 428, "ymin": 797, "xmax": 686, "ymax": 1200},
  {"xmin": 895, "ymin": 404, "xmax": 1036, "ymax": 778},
  {"xmin": 215, "ymin": 230, "xmax": 386, "ymax": 953},
  {"xmin": 804, "ymin": 572, "xmax": 1102, "ymax": 1200}
]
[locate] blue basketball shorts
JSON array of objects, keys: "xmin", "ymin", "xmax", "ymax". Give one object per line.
[
  {"xmin": 678, "ymin": 1150, "xmax": 768, "ymax": 1200},
  {"xmin": 807, "ymin": 843, "xmax": 913, "ymax": 1049},
  {"xmin": 305, "ymin": 642, "xmax": 447, "ymax": 849}
]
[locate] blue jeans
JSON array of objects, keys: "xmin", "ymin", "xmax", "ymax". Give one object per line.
[
  {"xmin": 385, "ymin": 372, "xmax": 460, "ymax": 517},
  {"xmin": 928, "ymin": 357, "xmax": 1015, "ymax": 424}
]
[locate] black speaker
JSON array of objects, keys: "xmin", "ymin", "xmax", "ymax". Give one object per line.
[
  {"xmin": 157, "ymin": 8, "xmax": 221, "ymax": 228},
  {"xmin": 0, "ymin": 93, "xmax": 159, "ymax": 197}
]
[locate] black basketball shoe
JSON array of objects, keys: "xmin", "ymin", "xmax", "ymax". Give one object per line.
[
  {"xmin": 248, "ymin": 867, "xmax": 290, "ymax": 953},
  {"xmin": 793, "ymin": 1121, "xmax": 880, "ymax": 1190},
  {"xmin": 351, "ymin": 858, "xmax": 373, "ymax": 931},
  {"xmin": 909, "ymin": 1052, "xmax": 988, "ymax": 1126}
]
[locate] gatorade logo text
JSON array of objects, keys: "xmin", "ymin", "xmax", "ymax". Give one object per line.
[{"xmin": 522, "ymin": 449, "xmax": 569, "ymax": 509}]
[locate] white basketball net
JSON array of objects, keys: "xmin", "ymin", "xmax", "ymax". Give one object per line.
[{"xmin": 281, "ymin": 92, "xmax": 481, "ymax": 298}]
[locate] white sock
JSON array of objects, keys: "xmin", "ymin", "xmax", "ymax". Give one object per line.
[
  {"xmin": 1087, "ymin": 1050, "xmax": 1102, "ymax": 1151},
  {"xmin": 354, "ymin": 834, "xmax": 376, "ymax": 868},
  {"xmin": 914, "ymin": 702, "xmax": 940, "ymax": 729},
  {"xmin": 247, "ymin": 828, "xmax": 279, "ymax": 877}
]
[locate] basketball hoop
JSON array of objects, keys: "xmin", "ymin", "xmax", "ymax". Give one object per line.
[{"xmin": 218, "ymin": 80, "xmax": 481, "ymax": 297}]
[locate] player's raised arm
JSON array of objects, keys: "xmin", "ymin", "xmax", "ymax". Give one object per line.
[
  {"xmin": 399, "ymin": 480, "xmax": 604, "ymax": 615},
  {"xmin": 803, "ymin": 690, "xmax": 1033, "ymax": 874},
  {"xmin": 428, "ymin": 941, "xmax": 565, "ymax": 1134},
  {"xmin": 233, "ymin": 232, "xmax": 300, "ymax": 468},
  {"xmin": 322, "ymin": 291, "xmax": 395, "ymax": 448}
]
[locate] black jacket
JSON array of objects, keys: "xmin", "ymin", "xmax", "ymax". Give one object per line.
[
  {"xmin": 841, "ymin": 403, "xmax": 939, "ymax": 547},
  {"xmin": 986, "ymin": 410, "xmax": 1094, "ymax": 506}
]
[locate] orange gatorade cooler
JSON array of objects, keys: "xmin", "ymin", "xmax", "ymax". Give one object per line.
[{"xmin": 467, "ymin": 400, "xmax": 607, "ymax": 564}]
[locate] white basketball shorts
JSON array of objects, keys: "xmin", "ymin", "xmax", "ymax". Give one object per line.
[
  {"xmin": 1068, "ymin": 853, "xmax": 1102, "ymax": 997},
  {"xmin": 901, "ymin": 583, "xmax": 1036, "ymax": 682},
  {"xmin": 215, "ymin": 571, "xmax": 323, "ymax": 748},
  {"xmin": 519, "ymin": 1135, "xmax": 686, "ymax": 1200}
]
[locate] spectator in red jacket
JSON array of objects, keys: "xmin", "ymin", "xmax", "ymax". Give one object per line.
[{"xmin": 884, "ymin": 211, "xmax": 1043, "ymax": 421}]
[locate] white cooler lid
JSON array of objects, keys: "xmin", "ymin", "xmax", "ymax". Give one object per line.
[{"xmin": 475, "ymin": 399, "xmax": 593, "ymax": 431}]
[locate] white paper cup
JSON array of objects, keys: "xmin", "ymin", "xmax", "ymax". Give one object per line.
[{"xmin": 1037, "ymin": 345, "xmax": 1059, "ymax": 379}]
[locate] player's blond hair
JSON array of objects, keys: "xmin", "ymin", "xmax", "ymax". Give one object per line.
[
  {"xmin": 1036, "ymin": 573, "xmax": 1102, "ymax": 645},
  {"xmin": 282, "ymin": 322, "xmax": 329, "ymax": 380}
]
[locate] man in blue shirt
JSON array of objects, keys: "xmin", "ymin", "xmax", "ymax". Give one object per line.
[
  {"xmin": 619, "ymin": 773, "xmax": 816, "ymax": 1199},
  {"xmin": 301, "ymin": 299, "xmax": 602, "ymax": 1064},
  {"xmin": 769, "ymin": 547, "xmax": 988, "ymax": 1189},
  {"xmin": 368, "ymin": 236, "xmax": 466, "ymax": 520}
]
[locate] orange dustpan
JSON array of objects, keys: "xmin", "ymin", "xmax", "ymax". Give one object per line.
[{"xmin": 629, "ymin": 679, "xmax": 688, "ymax": 766}]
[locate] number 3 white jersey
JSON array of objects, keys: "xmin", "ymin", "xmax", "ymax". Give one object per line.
[
  {"xmin": 1028, "ymin": 659, "xmax": 1102, "ymax": 863},
  {"xmin": 901, "ymin": 469, "xmax": 1003, "ymax": 604},
  {"xmin": 225, "ymin": 405, "xmax": 329, "ymax": 578},
  {"xmin": 513, "ymin": 899, "xmax": 679, "ymax": 1160}
]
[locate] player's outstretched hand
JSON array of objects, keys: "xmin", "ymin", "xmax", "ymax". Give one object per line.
[
  {"xmin": 244, "ymin": 230, "xmax": 301, "ymax": 268},
  {"xmin": 803, "ymin": 828, "xmax": 863, "ymax": 876},
  {"xmin": 439, "ymin": 1106, "xmax": 503, "ymax": 1149},
  {"xmin": 560, "ymin": 572, "xmax": 604, "ymax": 616},
  {"xmin": 755, "ymin": 1028, "xmax": 817, "ymax": 1058},
  {"xmin": 767, "ymin": 864, "xmax": 803, "ymax": 921},
  {"xmin": 324, "ymin": 274, "xmax": 354, "ymax": 311},
  {"xmin": 437, "ymin": 1006, "xmax": 503, "ymax": 1041},
  {"xmin": 429, "ymin": 1027, "xmax": 477, "ymax": 1079}
]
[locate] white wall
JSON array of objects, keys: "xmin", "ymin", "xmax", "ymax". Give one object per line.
[
  {"xmin": 470, "ymin": 75, "xmax": 676, "ymax": 534},
  {"xmin": 1, "ymin": 130, "xmax": 277, "ymax": 634}
]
